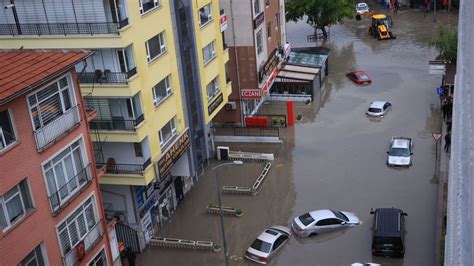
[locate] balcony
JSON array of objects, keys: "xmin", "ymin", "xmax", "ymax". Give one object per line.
[
  {"xmin": 79, "ymin": 71, "xmax": 130, "ymax": 84},
  {"xmin": 34, "ymin": 105, "xmax": 81, "ymax": 151},
  {"xmin": 62, "ymin": 219, "xmax": 104, "ymax": 266},
  {"xmin": 48, "ymin": 164, "xmax": 93, "ymax": 215},
  {"xmin": 0, "ymin": 22, "xmax": 119, "ymax": 36},
  {"xmin": 89, "ymin": 114, "xmax": 144, "ymax": 131},
  {"xmin": 98, "ymin": 158, "xmax": 152, "ymax": 175}
]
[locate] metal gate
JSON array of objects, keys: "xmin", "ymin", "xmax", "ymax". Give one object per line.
[{"xmin": 115, "ymin": 222, "xmax": 141, "ymax": 253}]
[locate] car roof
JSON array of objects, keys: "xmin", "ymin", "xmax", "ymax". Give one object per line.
[
  {"xmin": 353, "ymin": 71, "xmax": 368, "ymax": 76},
  {"xmin": 392, "ymin": 138, "xmax": 410, "ymax": 148},
  {"xmin": 370, "ymin": 101, "xmax": 386, "ymax": 108},
  {"xmin": 374, "ymin": 208, "xmax": 403, "ymax": 237},
  {"xmin": 309, "ymin": 209, "xmax": 336, "ymax": 220},
  {"xmin": 357, "ymin": 3, "xmax": 368, "ymax": 7},
  {"xmin": 257, "ymin": 228, "xmax": 283, "ymax": 243}
]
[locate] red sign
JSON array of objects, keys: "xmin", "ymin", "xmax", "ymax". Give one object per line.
[
  {"xmin": 220, "ymin": 15, "xmax": 228, "ymax": 32},
  {"xmin": 261, "ymin": 67, "xmax": 279, "ymax": 91},
  {"xmin": 241, "ymin": 89, "xmax": 263, "ymax": 99},
  {"xmin": 432, "ymin": 133, "xmax": 442, "ymax": 142}
]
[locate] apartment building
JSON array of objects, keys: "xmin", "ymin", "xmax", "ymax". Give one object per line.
[
  {"xmin": 0, "ymin": 0, "xmax": 230, "ymax": 245},
  {"xmin": 0, "ymin": 50, "xmax": 119, "ymax": 265},
  {"xmin": 214, "ymin": 0, "xmax": 288, "ymax": 125}
]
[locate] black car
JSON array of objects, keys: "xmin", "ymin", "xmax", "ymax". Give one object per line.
[{"xmin": 370, "ymin": 208, "xmax": 407, "ymax": 258}]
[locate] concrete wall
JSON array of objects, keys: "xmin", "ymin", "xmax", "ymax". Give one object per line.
[
  {"xmin": 100, "ymin": 184, "xmax": 138, "ymax": 226},
  {"xmin": 220, "ymin": 0, "xmax": 253, "ymax": 46}
]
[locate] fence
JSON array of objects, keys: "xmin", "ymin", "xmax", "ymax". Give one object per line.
[
  {"xmin": 0, "ymin": 22, "xmax": 119, "ymax": 36},
  {"xmin": 115, "ymin": 223, "xmax": 141, "ymax": 253}
]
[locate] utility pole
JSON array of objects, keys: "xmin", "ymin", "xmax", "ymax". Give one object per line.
[{"xmin": 434, "ymin": 0, "xmax": 437, "ymax": 22}]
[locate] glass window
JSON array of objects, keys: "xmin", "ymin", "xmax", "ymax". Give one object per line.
[
  {"xmin": 133, "ymin": 142, "xmax": 143, "ymax": 157},
  {"xmin": 250, "ymin": 239, "xmax": 271, "ymax": 253},
  {"xmin": 199, "ymin": 3, "xmax": 212, "ymax": 26},
  {"xmin": 316, "ymin": 219, "xmax": 332, "ymax": 226},
  {"xmin": 0, "ymin": 179, "xmax": 34, "ymax": 231},
  {"xmin": 27, "ymin": 76, "xmax": 75, "ymax": 130},
  {"xmin": 276, "ymin": 13, "xmax": 280, "ymax": 29},
  {"xmin": 256, "ymin": 30, "xmax": 263, "ymax": 54},
  {"xmin": 146, "ymin": 32, "xmax": 166, "ymax": 62},
  {"xmin": 19, "ymin": 243, "xmax": 46, "ymax": 266},
  {"xmin": 118, "ymin": 45, "xmax": 137, "ymax": 77},
  {"xmin": 159, "ymin": 117, "xmax": 177, "ymax": 147},
  {"xmin": 140, "ymin": 0, "xmax": 160, "ymax": 14},
  {"xmin": 88, "ymin": 248, "xmax": 107, "ymax": 266},
  {"xmin": 267, "ymin": 22, "xmax": 271, "ymax": 38},
  {"xmin": 253, "ymin": 0, "xmax": 261, "ymax": 15},
  {"xmin": 152, "ymin": 76, "xmax": 172, "ymax": 105},
  {"xmin": 298, "ymin": 213, "xmax": 315, "ymax": 226},
  {"xmin": 206, "ymin": 76, "xmax": 220, "ymax": 100},
  {"xmin": 0, "ymin": 109, "xmax": 17, "ymax": 151},
  {"xmin": 203, "ymin": 41, "xmax": 216, "ymax": 64}
]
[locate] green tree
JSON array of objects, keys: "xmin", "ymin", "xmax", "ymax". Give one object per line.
[
  {"xmin": 433, "ymin": 26, "xmax": 458, "ymax": 63},
  {"xmin": 286, "ymin": 0, "xmax": 355, "ymax": 38}
]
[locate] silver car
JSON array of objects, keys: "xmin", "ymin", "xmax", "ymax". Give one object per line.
[
  {"xmin": 356, "ymin": 2, "xmax": 370, "ymax": 15},
  {"xmin": 387, "ymin": 137, "xmax": 413, "ymax": 167},
  {"xmin": 244, "ymin": 226, "xmax": 291, "ymax": 264},
  {"xmin": 292, "ymin": 209, "xmax": 360, "ymax": 237},
  {"xmin": 366, "ymin": 101, "xmax": 391, "ymax": 117}
]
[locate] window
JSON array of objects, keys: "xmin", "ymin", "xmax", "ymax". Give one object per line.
[
  {"xmin": 117, "ymin": 45, "xmax": 137, "ymax": 78},
  {"xmin": 253, "ymin": 0, "xmax": 261, "ymax": 16},
  {"xmin": 43, "ymin": 139, "xmax": 88, "ymax": 212},
  {"xmin": 140, "ymin": 0, "xmax": 160, "ymax": 14},
  {"xmin": 206, "ymin": 76, "xmax": 220, "ymax": 100},
  {"xmin": 19, "ymin": 243, "xmax": 46, "ymax": 266},
  {"xmin": 0, "ymin": 109, "xmax": 17, "ymax": 151},
  {"xmin": 133, "ymin": 143, "xmax": 143, "ymax": 157},
  {"xmin": 88, "ymin": 248, "xmax": 107, "ymax": 266},
  {"xmin": 0, "ymin": 179, "xmax": 34, "ymax": 231},
  {"xmin": 146, "ymin": 32, "xmax": 166, "ymax": 62},
  {"xmin": 199, "ymin": 3, "xmax": 212, "ymax": 26},
  {"xmin": 256, "ymin": 30, "xmax": 263, "ymax": 54},
  {"xmin": 265, "ymin": 0, "xmax": 270, "ymax": 7},
  {"xmin": 27, "ymin": 76, "xmax": 75, "ymax": 131},
  {"xmin": 57, "ymin": 197, "xmax": 97, "ymax": 255},
  {"xmin": 267, "ymin": 22, "xmax": 271, "ymax": 38},
  {"xmin": 152, "ymin": 76, "xmax": 172, "ymax": 105},
  {"xmin": 203, "ymin": 41, "xmax": 216, "ymax": 64},
  {"xmin": 276, "ymin": 13, "xmax": 280, "ymax": 29},
  {"xmin": 316, "ymin": 219, "xmax": 332, "ymax": 226},
  {"xmin": 159, "ymin": 117, "xmax": 176, "ymax": 147}
]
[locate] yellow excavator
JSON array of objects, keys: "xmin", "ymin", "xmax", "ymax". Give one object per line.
[{"xmin": 357, "ymin": 12, "xmax": 396, "ymax": 40}]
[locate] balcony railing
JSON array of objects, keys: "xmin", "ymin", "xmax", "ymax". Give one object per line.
[
  {"xmin": 79, "ymin": 72, "xmax": 128, "ymax": 84},
  {"xmin": 89, "ymin": 114, "xmax": 144, "ymax": 131},
  {"xmin": 62, "ymin": 219, "xmax": 104, "ymax": 266},
  {"xmin": 48, "ymin": 164, "xmax": 93, "ymax": 215},
  {"xmin": 0, "ymin": 22, "xmax": 119, "ymax": 36},
  {"xmin": 34, "ymin": 105, "xmax": 81, "ymax": 151},
  {"xmin": 98, "ymin": 158, "xmax": 151, "ymax": 175}
]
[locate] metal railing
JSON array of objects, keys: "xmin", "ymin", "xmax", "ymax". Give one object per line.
[
  {"xmin": 118, "ymin": 18, "xmax": 129, "ymax": 29},
  {"xmin": 0, "ymin": 22, "xmax": 119, "ymax": 36},
  {"xmin": 48, "ymin": 164, "xmax": 93, "ymax": 215},
  {"xmin": 233, "ymin": 127, "xmax": 280, "ymax": 137},
  {"xmin": 89, "ymin": 114, "xmax": 144, "ymax": 131},
  {"xmin": 34, "ymin": 105, "xmax": 81, "ymax": 151},
  {"xmin": 115, "ymin": 222, "xmax": 141, "ymax": 253},
  {"xmin": 62, "ymin": 219, "xmax": 104, "ymax": 266},
  {"xmin": 98, "ymin": 158, "xmax": 151, "ymax": 175},
  {"xmin": 79, "ymin": 72, "xmax": 128, "ymax": 84}
]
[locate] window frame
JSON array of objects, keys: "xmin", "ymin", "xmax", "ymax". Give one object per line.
[
  {"xmin": 0, "ymin": 108, "xmax": 18, "ymax": 152},
  {"xmin": 253, "ymin": 0, "xmax": 261, "ymax": 17},
  {"xmin": 152, "ymin": 75, "xmax": 172, "ymax": 106},
  {"xmin": 19, "ymin": 243, "xmax": 47, "ymax": 266},
  {"xmin": 87, "ymin": 247, "xmax": 108, "ymax": 266},
  {"xmin": 159, "ymin": 117, "xmax": 177, "ymax": 148},
  {"xmin": 267, "ymin": 22, "xmax": 271, "ymax": 38},
  {"xmin": 0, "ymin": 179, "xmax": 35, "ymax": 232},
  {"xmin": 198, "ymin": 3, "xmax": 213, "ymax": 27},
  {"xmin": 203, "ymin": 41, "xmax": 216, "ymax": 65},
  {"xmin": 256, "ymin": 29, "xmax": 263, "ymax": 55},
  {"xmin": 139, "ymin": 0, "xmax": 160, "ymax": 15},
  {"xmin": 146, "ymin": 32, "xmax": 166, "ymax": 63},
  {"xmin": 206, "ymin": 76, "xmax": 221, "ymax": 100}
]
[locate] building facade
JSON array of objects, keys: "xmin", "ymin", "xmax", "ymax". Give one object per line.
[
  {"xmin": 0, "ymin": 0, "xmax": 230, "ymax": 245},
  {"xmin": 0, "ymin": 50, "xmax": 118, "ymax": 266},
  {"xmin": 214, "ymin": 0, "xmax": 287, "ymax": 125}
]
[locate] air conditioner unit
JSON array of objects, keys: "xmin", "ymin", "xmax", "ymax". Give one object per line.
[
  {"xmin": 208, "ymin": 14, "xmax": 212, "ymax": 20},
  {"xmin": 225, "ymin": 101, "xmax": 236, "ymax": 110},
  {"xmin": 139, "ymin": 7, "xmax": 143, "ymax": 14},
  {"xmin": 154, "ymin": 0, "xmax": 159, "ymax": 6},
  {"xmin": 146, "ymin": 55, "xmax": 151, "ymax": 62},
  {"xmin": 153, "ymin": 99, "xmax": 159, "ymax": 106},
  {"xmin": 160, "ymin": 46, "xmax": 166, "ymax": 53},
  {"xmin": 211, "ymin": 50, "xmax": 216, "ymax": 57}
]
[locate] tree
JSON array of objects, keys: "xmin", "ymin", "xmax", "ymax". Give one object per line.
[
  {"xmin": 433, "ymin": 26, "xmax": 458, "ymax": 63},
  {"xmin": 286, "ymin": 0, "xmax": 355, "ymax": 38}
]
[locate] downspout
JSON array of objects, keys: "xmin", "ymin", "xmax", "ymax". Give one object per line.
[{"xmin": 229, "ymin": 0, "xmax": 245, "ymax": 126}]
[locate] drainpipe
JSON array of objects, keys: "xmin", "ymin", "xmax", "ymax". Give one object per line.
[{"xmin": 229, "ymin": 0, "xmax": 245, "ymax": 126}]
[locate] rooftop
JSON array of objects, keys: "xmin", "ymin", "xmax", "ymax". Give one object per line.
[{"xmin": 0, "ymin": 49, "xmax": 90, "ymax": 104}]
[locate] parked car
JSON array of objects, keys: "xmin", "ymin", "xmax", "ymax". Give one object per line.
[
  {"xmin": 366, "ymin": 101, "xmax": 391, "ymax": 117},
  {"xmin": 244, "ymin": 226, "xmax": 291, "ymax": 264},
  {"xmin": 370, "ymin": 208, "xmax": 407, "ymax": 258},
  {"xmin": 387, "ymin": 137, "xmax": 413, "ymax": 167},
  {"xmin": 292, "ymin": 209, "xmax": 360, "ymax": 237},
  {"xmin": 356, "ymin": 2, "xmax": 370, "ymax": 15},
  {"xmin": 347, "ymin": 71, "xmax": 372, "ymax": 84}
]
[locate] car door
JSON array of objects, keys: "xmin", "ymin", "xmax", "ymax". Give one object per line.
[
  {"xmin": 315, "ymin": 219, "xmax": 333, "ymax": 233},
  {"xmin": 383, "ymin": 103, "xmax": 391, "ymax": 115},
  {"xmin": 270, "ymin": 235, "xmax": 288, "ymax": 259},
  {"xmin": 327, "ymin": 218, "xmax": 346, "ymax": 232}
]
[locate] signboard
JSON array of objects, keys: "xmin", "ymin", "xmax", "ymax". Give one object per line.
[
  {"xmin": 258, "ymin": 48, "xmax": 279, "ymax": 83},
  {"xmin": 432, "ymin": 133, "xmax": 442, "ymax": 142},
  {"xmin": 253, "ymin": 12, "xmax": 264, "ymax": 29},
  {"xmin": 429, "ymin": 60, "xmax": 446, "ymax": 75},
  {"xmin": 261, "ymin": 67, "xmax": 279, "ymax": 91},
  {"xmin": 437, "ymin": 87, "xmax": 445, "ymax": 95},
  {"xmin": 241, "ymin": 89, "xmax": 263, "ymax": 99},
  {"xmin": 157, "ymin": 128, "xmax": 190, "ymax": 178},
  {"xmin": 220, "ymin": 14, "xmax": 228, "ymax": 32},
  {"xmin": 208, "ymin": 93, "xmax": 223, "ymax": 115}
]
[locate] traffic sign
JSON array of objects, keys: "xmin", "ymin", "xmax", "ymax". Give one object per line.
[
  {"xmin": 432, "ymin": 133, "xmax": 442, "ymax": 142},
  {"xmin": 437, "ymin": 87, "xmax": 445, "ymax": 95}
]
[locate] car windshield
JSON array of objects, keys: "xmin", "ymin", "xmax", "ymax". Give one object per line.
[
  {"xmin": 389, "ymin": 147, "xmax": 410, "ymax": 157},
  {"xmin": 331, "ymin": 210, "xmax": 349, "ymax": 222},
  {"xmin": 368, "ymin": 108, "xmax": 382, "ymax": 113},
  {"xmin": 298, "ymin": 213, "xmax": 315, "ymax": 226},
  {"xmin": 250, "ymin": 239, "xmax": 272, "ymax": 253},
  {"xmin": 358, "ymin": 74, "xmax": 369, "ymax": 80}
]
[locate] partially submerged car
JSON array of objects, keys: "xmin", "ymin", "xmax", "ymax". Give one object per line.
[
  {"xmin": 244, "ymin": 226, "xmax": 291, "ymax": 264},
  {"xmin": 387, "ymin": 137, "xmax": 413, "ymax": 167},
  {"xmin": 292, "ymin": 209, "xmax": 360, "ymax": 237},
  {"xmin": 370, "ymin": 208, "xmax": 407, "ymax": 258},
  {"xmin": 347, "ymin": 71, "xmax": 372, "ymax": 85},
  {"xmin": 356, "ymin": 2, "xmax": 370, "ymax": 15},
  {"xmin": 366, "ymin": 101, "xmax": 391, "ymax": 117}
]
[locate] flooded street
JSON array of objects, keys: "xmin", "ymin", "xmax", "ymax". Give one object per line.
[{"xmin": 137, "ymin": 6, "xmax": 457, "ymax": 266}]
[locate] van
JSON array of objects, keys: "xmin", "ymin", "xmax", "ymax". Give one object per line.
[{"xmin": 370, "ymin": 208, "xmax": 407, "ymax": 258}]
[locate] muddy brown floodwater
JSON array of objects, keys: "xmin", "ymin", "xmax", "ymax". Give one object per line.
[{"xmin": 136, "ymin": 5, "xmax": 457, "ymax": 266}]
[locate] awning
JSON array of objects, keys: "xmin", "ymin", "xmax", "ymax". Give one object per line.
[{"xmin": 276, "ymin": 64, "xmax": 319, "ymax": 81}]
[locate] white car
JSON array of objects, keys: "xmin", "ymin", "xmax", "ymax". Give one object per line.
[
  {"xmin": 366, "ymin": 101, "xmax": 391, "ymax": 117},
  {"xmin": 292, "ymin": 209, "xmax": 360, "ymax": 237},
  {"xmin": 387, "ymin": 137, "xmax": 413, "ymax": 167},
  {"xmin": 244, "ymin": 226, "xmax": 291, "ymax": 264},
  {"xmin": 356, "ymin": 3, "xmax": 370, "ymax": 15}
]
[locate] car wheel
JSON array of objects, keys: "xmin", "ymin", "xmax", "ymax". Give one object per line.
[{"xmin": 309, "ymin": 232, "xmax": 318, "ymax": 237}]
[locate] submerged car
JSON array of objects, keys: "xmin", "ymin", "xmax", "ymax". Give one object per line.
[
  {"xmin": 292, "ymin": 209, "xmax": 360, "ymax": 237},
  {"xmin": 347, "ymin": 71, "xmax": 372, "ymax": 85},
  {"xmin": 370, "ymin": 208, "xmax": 407, "ymax": 258},
  {"xmin": 387, "ymin": 137, "xmax": 413, "ymax": 167},
  {"xmin": 244, "ymin": 226, "xmax": 291, "ymax": 264},
  {"xmin": 356, "ymin": 2, "xmax": 370, "ymax": 15},
  {"xmin": 366, "ymin": 101, "xmax": 391, "ymax": 117}
]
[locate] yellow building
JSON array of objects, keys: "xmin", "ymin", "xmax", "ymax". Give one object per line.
[{"xmin": 0, "ymin": 0, "xmax": 229, "ymax": 245}]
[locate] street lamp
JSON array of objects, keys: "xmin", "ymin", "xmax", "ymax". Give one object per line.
[{"xmin": 212, "ymin": 160, "xmax": 243, "ymax": 266}]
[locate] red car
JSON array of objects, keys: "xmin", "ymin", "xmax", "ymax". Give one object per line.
[{"xmin": 347, "ymin": 71, "xmax": 372, "ymax": 84}]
